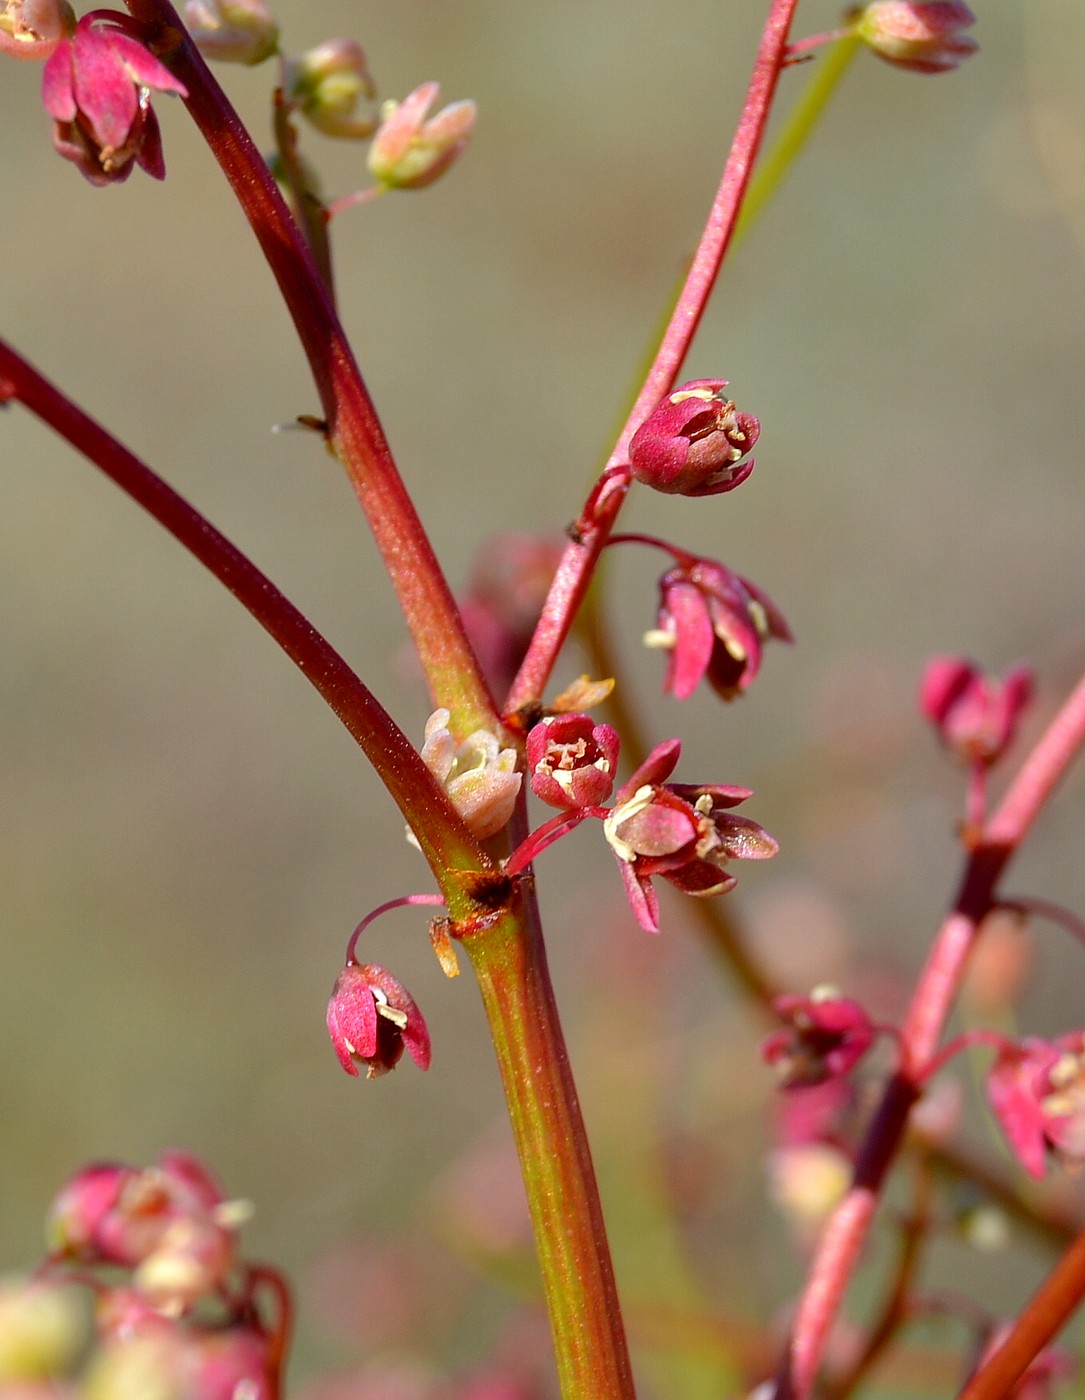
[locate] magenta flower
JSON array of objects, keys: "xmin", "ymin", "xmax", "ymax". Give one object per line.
[
  {"xmin": 919, "ymin": 656, "xmax": 1033, "ymax": 766},
  {"xmin": 602, "ymin": 738, "xmax": 777, "ymax": 932},
  {"xmin": 762, "ymin": 989, "xmax": 877, "ymax": 1089},
  {"xmin": 527, "ymin": 713, "xmax": 619, "ymax": 811},
  {"xmin": 41, "ymin": 12, "xmax": 187, "ymax": 185},
  {"xmin": 988, "ymin": 1033, "xmax": 1085, "ymax": 1179},
  {"xmin": 327, "ymin": 962, "xmax": 431, "ymax": 1079},
  {"xmin": 853, "ymin": 1, "xmax": 978, "ymax": 74},
  {"xmin": 645, "ymin": 558, "xmax": 791, "ymax": 701},
  {"xmin": 628, "ymin": 379, "xmax": 760, "ymax": 497}
]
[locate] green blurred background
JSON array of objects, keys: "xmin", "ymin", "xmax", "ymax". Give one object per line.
[{"xmin": 3, "ymin": 1, "xmax": 1085, "ymax": 1392}]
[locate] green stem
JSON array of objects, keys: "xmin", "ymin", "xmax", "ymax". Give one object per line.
[{"xmin": 465, "ymin": 897, "xmax": 635, "ymax": 1400}]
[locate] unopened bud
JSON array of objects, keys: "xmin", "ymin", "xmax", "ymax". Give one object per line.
[
  {"xmin": 285, "ymin": 38, "xmax": 376, "ymax": 138},
  {"xmin": 368, "ymin": 81, "xmax": 476, "ymax": 190},
  {"xmin": 183, "ymin": 0, "xmax": 278, "ymax": 65},
  {"xmin": 628, "ymin": 380, "xmax": 760, "ymax": 497},
  {"xmin": 853, "ymin": 1, "xmax": 977, "ymax": 73}
]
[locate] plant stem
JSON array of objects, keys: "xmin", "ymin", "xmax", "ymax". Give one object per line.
[
  {"xmin": 464, "ymin": 896, "xmax": 635, "ymax": 1400},
  {"xmin": 0, "ymin": 337, "xmax": 492, "ymax": 894},
  {"xmin": 779, "ymin": 665, "xmax": 1085, "ymax": 1399},
  {"xmin": 124, "ymin": 0, "xmax": 498, "ymax": 737},
  {"xmin": 505, "ymin": 0, "xmax": 803, "ymax": 715}
]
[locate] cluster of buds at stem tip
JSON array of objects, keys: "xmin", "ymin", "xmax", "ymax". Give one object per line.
[
  {"xmin": 182, "ymin": 0, "xmax": 279, "ymax": 66},
  {"xmin": 283, "ymin": 39, "xmax": 376, "ymax": 138},
  {"xmin": 39, "ymin": 11, "xmax": 187, "ymax": 184},
  {"xmin": 761, "ymin": 987, "xmax": 878, "ymax": 1089},
  {"xmin": 850, "ymin": 2, "xmax": 978, "ymax": 73},
  {"xmin": 627, "ymin": 380, "xmax": 760, "ymax": 497},
  {"xmin": 326, "ymin": 962, "xmax": 431, "ymax": 1079},
  {"xmin": 919, "ymin": 656, "xmax": 1033, "ymax": 767},
  {"xmin": 0, "ymin": 0, "xmax": 72, "ymax": 60},
  {"xmin": 415, "ymin": 708, "xmax": 521, "ymax": 842},
  {"xmin": 602, "ymin": 738, "xmax": 777, "ymax": 933},
  {"xmin": 987, "ymin": 1032, "xmax": 1085, "ymax": 1179},
  {"xmin": 368, "ymin": 81, "xmax": 477, "ymax": 190},
  {"xmin": 645, "ymin": 556, "xmax": 791, "ymax": 701}
]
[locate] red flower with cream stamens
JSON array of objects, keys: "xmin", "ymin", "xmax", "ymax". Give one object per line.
[
  {"xmin": 327, "ymin": 963, "xmax": 431, "ymax": 1079},
  {"xmin": 527, "ymin": 713, "xmax": 619, "ymax": 811},
  {"xmin": 628, "ymin": 379, "xmax": 760, "ymax": 497},
  {"xmin": 988, "ymin": 1033, "xmax": 1085, "ymax": 1179}
]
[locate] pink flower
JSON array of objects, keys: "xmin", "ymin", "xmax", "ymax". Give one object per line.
[
  {"xmin": 646, "ymin": 558, "xmax": 791, "ymax": 701},
  {"xmin": 853, "ymin": 1, "xmax": 977, "ymax": 73},
  {"xmin": 988, "ymin": 1033, "xmax": 1085, "ymax": 1179},
  {"xmin": 368, "ymin": 81, "xmax": 476, "ymax": 190},
  {"xmin": 526, "ymin": 713, "xmax": 619, "ymax": 811},
  {"xmin": 602, "ymin": 739, "xmax": 777, "ymax": 932},
  {"xmin": 41, "ymin": 11, "xmax": 187, "ymax": 184},
  {"xmin": 762, "ymin": 988, "xmax": 877, "ymax": 1088},
  {"xmin": 919, "ymin": 656, "xmax": 1033, "ymax": 766},
  {"xmin": 327, "ymin": 963, "xmax": 431, "ymax": 1079},
  {"xmin": 627, "ymin": 380, "xmax": 760, "ymax": 497},
  {"xmin": 0, "ymin": 0, "xmax": 73, "ymax": 61}
]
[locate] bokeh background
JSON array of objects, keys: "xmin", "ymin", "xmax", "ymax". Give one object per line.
[{"xmin": 3, "ymin": 0, "xmax": 1085, "ymax": 1393}]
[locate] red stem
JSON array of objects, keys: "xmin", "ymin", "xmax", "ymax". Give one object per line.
[
  {"xmin": 505, "ymin": 0, "xmax": 802, "ymax": 715},
  {"xmin": 124, "ymin": 0, "xmax": 497, "ymax": 736},
  {"xmin": 780, "ymin": 665, "xmax": 1085, "ymax": 1399},
  {"xmin": 0, "ymin": 337, "xmax": 492, "ymax": 892}
]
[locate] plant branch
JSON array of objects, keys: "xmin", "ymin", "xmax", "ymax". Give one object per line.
[
  {"xmin": 123, "ymin": 0, "xmax": 497, "ymax": 736},
  {"xmin": 0, "ymin": 337, "xmax": 493, "ymax": 895}
]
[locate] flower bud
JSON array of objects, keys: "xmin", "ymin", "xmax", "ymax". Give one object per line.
[
  {"xmin": 628, "ymin": 380, "xmax": 759, "ymax": 497},
  {"xmin": 182, "ymin": 0, "xmax": 278, "ymax": 65},
  {"xmin": 762, "ymin": 987, "xmax": 877, "ymax": 1088},
  {"xmin": 368, "ymin": 81, "xmax": 476, "ymax": 190},
  {"xmin": 853, "ymin": 1, "xmax": 977, "ymax": 73},
  {"xmin": 919, "ymin": 656, "xmax": 1033, "ymax": 766},
  {"xmin": 417, "ymin": 708, "xmax": 521, "ymax": 841},
  {"xmin": 527, "ymin": 713, "xmax": 619, "ymax": 811},
  {"xmin": 327, "ymin": 962, "xmax": 431, "ymax": 1078},
  {"xmin": 284, "ymin": 38, "xmax": 375, "ymax": 139},
  {"xmin": 0, "ymin": 0, "xmax": 72, "ymax": 59}
]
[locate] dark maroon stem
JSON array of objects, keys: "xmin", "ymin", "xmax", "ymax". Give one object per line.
[
  {"xmin": 780, "ymin": 665, "xmax": 1085, "ymax": 1399},
  {"xmin": 124, "ymin": 0, "xmax": 497, "ymax": 736},
  {"xmin": 505, "ymin": 0, "xmax": 801, "ymax": 715},
  {"xmin": 0, "ymin": 337, "xmax": 492, "ymax": 891}
]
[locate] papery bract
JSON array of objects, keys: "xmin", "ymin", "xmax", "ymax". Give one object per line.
[
  {"xmin": 920, "ymin": 656, "xmax": 1033, "ymax": 766},
  {"xmin": 368, "ymin": 81, "xmax": 476, "ymax": 190},
  {"xmin": 41, "ymin": 12, "xmax": 187, "ymax": 184},
  {"xmin": 627, "ymin": 379, "xmax": 760, "ymax": 497},
  {"xmin": 853, "ymin": 0, "xmax": 978, "ymax": 73},
  {"xmin": 762, "ymin": 988, "xmax": 877, "ymax": 1088},
  {"xmin": 646, "ymin": 557, "xmax": 791, "ymax": 700},
  {"xmin": 527, "ymin": 713, "xmax": 619, "ymax": 811},
  {"xmin": 602, "ymin": 739, "xmax": 777, "ymax": 932},
  {"xmin": 327, "ymin": 962, "xmax": 431, "ymax": 1079}
]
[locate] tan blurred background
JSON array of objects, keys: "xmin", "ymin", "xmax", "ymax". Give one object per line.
[{"xmin": 3, "ymin": 0, "xmax": 1085, "ymax": 1391}]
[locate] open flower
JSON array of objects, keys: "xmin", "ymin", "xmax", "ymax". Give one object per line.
[
  {"xmin": 628, "ymin": 380, "xmax": 760, "ymax": 497},
  {"xmin": 988, "ymin": 1033, "xmax": 1085, "ymax": 1179},
  {"xmin": 762, "ymin": 988, "xmax": 877, "ymax": 1089},
  {"xmin": 417, "ymin": 709, "xmax": 520, "ymax": 840},
  {"xmin": 645, "ymin": 558, "xmax": 791, "ymax": 701},
  {"xmin": 327, "ymin": 962, "xmax": 431, "ymax": 1079},
  {"xmin": 40, "ymin": 12, "xmax": 187, "ymax": 184},
  {"xmin": 919, "ymin": 657, "xmax": 1033, "ymax": 766},
  {"xmin": 526, "ymin": 713, "xmax": 619, "ymax": 811},
  {"xmin": 368, "ymin": 81, "xmax": 476, "ymax": 190},
  {"xmin": 853, "ymin": 1, "xmax": 977, "ymax": 73},
  {"xmin": 602, "ymin": 739, "xmax": 776, "ymax": 932},
  {"xmin": 0, "ymin": 0, "xmax": 72, "ymax": 60}
]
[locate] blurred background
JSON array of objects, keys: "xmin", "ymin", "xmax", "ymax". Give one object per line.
[{"xmin": 3, "ymin": 0, "xmax": 1085, "ymax": 1394}]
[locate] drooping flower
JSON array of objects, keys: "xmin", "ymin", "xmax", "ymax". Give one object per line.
[
  {"xmin": 919, "ymin": 656, "xmax": 1033, "ymax": 766},
  {"xmin": 627, "ymin": 380, "xmax": 760, "ymax": 497},
  {"xmin": 326, "ymin": 962, "xmax": 431, "ymax": 1079},
  {"xmin": 988, "ymin": 1033, "xmax": 1085, "ymax": 1179},
  {"xmin": 762, "ymin": 988, "xmax": 877, "ymax": 1089},
  {"xmin": 0, "ymin": 0, "xmax": 72, "ymax": 60},
  {"xmin": 182, "ymin": 0, "xmax": 278, "ymax": 65},
  {"xmin": 417, "ymin": 708, "xmax": 520, "ymax": 841},
  {"xmin": 283, "ymin": 38, "xmax": 375, "ymax": 139},
  {"xmin": 852, "ymin": 1, "xmax": 978, "ymax": 73},
  {"xmin": 368, "ymin": 81, "xmax": 476, "ymax": 190},
  {"xmin": 526, "ymin": 713, "xmax": 619, "ymax": 811},
  {"xmin": 602, "ymin": 739, "xmax": 777, "ymax": 932},
  {"xmin": 645, "ymin": 557, "xmax": 791, "ymax": 700},
  {"xmin": 41, "ymin": 12, "xmax": 187, "ymax": 184}
]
